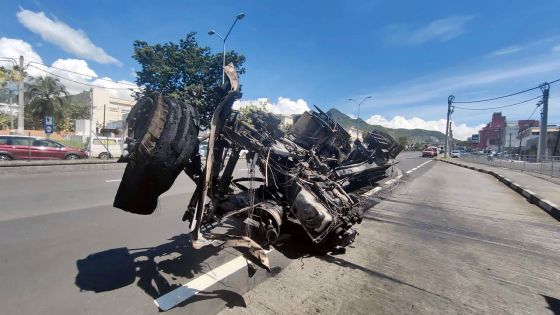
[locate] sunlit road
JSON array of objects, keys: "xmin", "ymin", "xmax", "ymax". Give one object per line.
[{"xmin": 1, "ymin": 152, "xmax": 558, "ymax": 314}]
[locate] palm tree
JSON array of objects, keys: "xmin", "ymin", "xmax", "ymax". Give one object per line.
[{"xmin": 26, "ymin": 76, "xmax": 69, "ymax": 129}]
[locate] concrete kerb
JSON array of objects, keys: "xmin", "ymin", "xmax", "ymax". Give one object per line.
[
  {"xmin": 0, "ymin": 160, "xmax": 126, "ymax": 176},
  {"xmin": 438, "ymin": 159, "xmax": 560, "ymax": 221}
]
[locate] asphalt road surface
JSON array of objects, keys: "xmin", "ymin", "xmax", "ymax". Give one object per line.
[{"xmin": 1, "ymin": 152, "xmax": 558, "ymax": 314}]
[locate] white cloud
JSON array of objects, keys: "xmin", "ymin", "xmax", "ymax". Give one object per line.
[
  {"xmin": 387, "ymin": 15, "xmax": 475, "ymax": 45},
  {"xmin": 269, "ymin": 97, "xmax": 310, "ymax": 115},
  {"xmin": 16, "ymin": 9, "xmax": 120, "ymax": 65},
  {"xmin": 48, "ymin": 58, "xmax": 97, "ymax": 93},
  {"xmin": 366, "ymin": 115, "xmax": 485, "ymax": 140},
  {"xmin": 488, "ymin": 45, "xmax": 522, "ymax": 57},
  {"xmin": 233, "ymin": 97, "xmax": 310, "ymax": 116},
  {"xmin": 1, "ymin": 37, "xmax": 137, "ymax": 99},
  {"xmin": 90, "ymin": 77, "xmax": 138, "ymax": 100},
  {"xmin": 0, "ymin": 37, "xmax": 43, "ymax": 76}
]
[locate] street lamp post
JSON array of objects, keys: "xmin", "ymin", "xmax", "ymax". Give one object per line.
[
  {"xmin": 348, "ymin": 96, "xmax": 371, "ymax": 140},
  {"xmin": 208, "ymin": 13, "xmax": 246, "ymax": 85}
]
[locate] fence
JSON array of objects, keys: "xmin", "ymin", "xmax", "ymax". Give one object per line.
[{"xmin": 460, "ymin": 154, "xmax": 560, "ymax": 177}]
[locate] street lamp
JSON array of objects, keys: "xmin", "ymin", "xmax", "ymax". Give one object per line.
[
  {"xmin": 208, "ymin": 13, "xmax": 246, "ymax": 85},
  {"xmin": 348, "ymin": 96, "xmax": 371, "ymax": 139}
]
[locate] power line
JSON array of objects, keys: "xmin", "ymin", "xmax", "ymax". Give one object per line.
[
  {"xmin": 26, "ymin": 61, "xmax": 139, "ymax": 88},
  {"xmin": 453, "ymin": 86, "xmax": 541, "ymax": 104},
  {"xmin": 527, "ymin": 104, "xmax": 540, "ymax": 121},
  {"xmin": 28, "ymin": 65, "xmax": 139, "ymax": 91},
  {"xmin": 453, "ymin": 78, "xmax": 560, "ymax": 104},
  {"xmin": 453, "ymin": 95, "xmax": 542, "ymax": 111}
]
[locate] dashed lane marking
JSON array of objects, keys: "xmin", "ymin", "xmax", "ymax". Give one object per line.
[
  {"xmin": 105, "ymin": 179, "xmax": 121, "ymax": 183},
  {"xmin": 154, "ymin": 249, "xmax": 274, "ymax": 311},
  {"xmin": 405, "ymin": 160, "xmax": 432, "ymax": 174}
]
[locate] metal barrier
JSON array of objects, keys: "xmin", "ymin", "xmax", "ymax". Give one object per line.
[{"xmin": 459, "ymin": 154, "xmax": 560, "ymax": 177}]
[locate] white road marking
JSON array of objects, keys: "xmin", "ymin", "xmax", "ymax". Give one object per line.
[
  {"xmin": 154, "ymin": 249, "xmax": 274, "ymax": 311},
  {"xmin": 105, "ymin": 179, "xmax": 121, "ymax": 183},
  {"xmin": 405, "ymin": 160, "xmax": 432, "ymax": 174}
]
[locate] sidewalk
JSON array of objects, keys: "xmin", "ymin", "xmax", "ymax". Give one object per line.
[{"xmin": 440, "ymin": 158, "xmax": 560, "ymax": 221}]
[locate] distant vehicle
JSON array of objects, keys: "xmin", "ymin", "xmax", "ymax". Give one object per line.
[
  {"xmin": 0, "ymin": 135, "xmax": 87, "ymax": 160},
  {"xmin": 450, "ymin": 150, "xmax": 461, "ymax": 158},
  {"xmin": 422, "ymin": 147, "xmax": 438, "ymax": 157},
  {"xmin": 85, "ymin": 136, "xmax": 123, "ymax": 159}
]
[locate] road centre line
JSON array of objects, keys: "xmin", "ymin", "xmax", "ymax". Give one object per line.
[
  {"xmin": 105, "ymin": 179, "xmax": 121, "ymax": 183},
  {"xmin": 405, "ymin": 160, "xmax": 432, "ymax": 174},
  {"xmin": 154, "ymin": 249, "xmax": 274, "ymax": 311}
]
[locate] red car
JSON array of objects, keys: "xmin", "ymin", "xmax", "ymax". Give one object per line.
[
  {"xmin": 422, "ymin": 147, "xmax": 438, "ymax": 157},
  {"xmin": 0, "ymin": 135, "xmax": 87, "ymax": 161}
]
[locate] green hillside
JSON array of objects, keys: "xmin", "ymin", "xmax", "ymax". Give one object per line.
[{"xmin": 326, "ymin": 108, "xmax": 449, "ymax": 143}]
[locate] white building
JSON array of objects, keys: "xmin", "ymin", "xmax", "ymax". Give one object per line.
[{"xmin": 91, "ymin": 87, "xmax": 135, "ymax": 132}]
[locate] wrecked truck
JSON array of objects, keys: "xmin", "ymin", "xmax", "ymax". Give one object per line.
[{"xmin": 113, "ymin": 64, "xmax": 403, "ymax": 261}]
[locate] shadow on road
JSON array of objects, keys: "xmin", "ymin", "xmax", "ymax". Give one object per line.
[
  {"xmin": 543, "ymin": 295, "xmax": 560, "ymax": 315},
  {"xmin": 74, "ymin": 233, "xmax": 245, "ymax": 309}
]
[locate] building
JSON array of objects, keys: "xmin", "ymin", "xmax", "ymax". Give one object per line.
[
  {"xmin": 91, "ymin": 87, "xmax": 135, "ymax": 132},
  {"xmin": 478, "ymin": 112, "xmax": 506, "ymax": 150},
  {"xmin": 518, "ymin": 125, "xmax": 560, "ymax": 155}
]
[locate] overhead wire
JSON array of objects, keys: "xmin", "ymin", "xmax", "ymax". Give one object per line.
[
  {"xmin": 28, "ymin": 64, "xmax": 139, "ymax": 91},
  {"xmin": 26, "ymin": 61, "xmax": 139, "ymax": 88},
  {"xmin": 453, "ymin": 95, "xmax": 542, "ymax": 111},
  {"xmin": 452, "ymin": 77, "xmax": 560, "ymax": 104}
]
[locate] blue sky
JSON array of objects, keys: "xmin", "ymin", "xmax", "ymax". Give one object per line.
[{"xmin": 1, "ymin": 0, "xmax": 560, "ymax": 139}]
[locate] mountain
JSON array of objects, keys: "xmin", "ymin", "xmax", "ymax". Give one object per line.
[
  {"xmin": 326, "ymin": 108, "xmax": 448, "ymax": 143},
  {"xmin": 66, "ymin": 91, "xmax": 90, "ymax": 107}
]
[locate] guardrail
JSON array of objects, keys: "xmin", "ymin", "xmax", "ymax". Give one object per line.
[{"xmin": 459, "ymin": 154, "xmax": 560, "ymax": 177}]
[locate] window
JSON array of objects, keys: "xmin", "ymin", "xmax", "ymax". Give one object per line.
[
  {"xmin": 93, "ymin": 139, "xmax": 117, "ymax": 145},
  {"xmin": 0, "ymin": 137, "xmax": 8, "ymax": 145},
  {"xmin": 43, "ymin": 140, "xmax": 63, "ymax": 148},
  {"xmin": 12, "ymin": 138, "xmax": 32, "ymax": 146}
]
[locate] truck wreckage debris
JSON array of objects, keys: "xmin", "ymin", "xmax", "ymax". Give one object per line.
[{"xmin": 114, "ymin": 64, "xmax": 403, "ymax": 268}]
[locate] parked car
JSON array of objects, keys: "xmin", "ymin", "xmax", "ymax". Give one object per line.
[
  {"xmin": 422, "ymin": 147, "xmax": 438, "ymax": 157},
  {"xmin": 450, "ymin": 150, "xmax": 461, "ymax": 158},
  {"xmin": 85, "ymin": 136, "xmax": 123, "ymax": 159},
  {"xmin": 0, "ymin": 135, "xmax": 87, "ymax": 161}
]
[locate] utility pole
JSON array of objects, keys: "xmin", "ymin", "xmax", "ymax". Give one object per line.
[
  {"xmin": 537, "ymin": 83, "xmax": 550, "ymax": 161},
  {"xmin": 509, "ymin": 132, "xmax": 512, "ymax": 155},
  {"xmin": 17, "ymin": 55, "xmax": 24, "ymax": 135},
  {"xmin": 445, "ymin": 95, "xmax": 455, "ymax": 158},
  {"xmin": 88, "ymin": 88, "xmax": 94, "ymax": 158},
  {"xmin": 6, "ymin": 89, "xmax": 14, "ymax": 131}
]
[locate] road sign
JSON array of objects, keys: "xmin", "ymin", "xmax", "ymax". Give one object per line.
[{"xmin": 44, "ymin": 116, "xmax": 54, "ymax": 134}]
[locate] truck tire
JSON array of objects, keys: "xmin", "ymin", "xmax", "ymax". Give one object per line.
[{"xmin": 113, "ymin": 92, "xmax": 200, "ymax": 215}]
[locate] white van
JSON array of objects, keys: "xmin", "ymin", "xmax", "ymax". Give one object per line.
[{"xmin": 85, "ymin": 136, "xmax": 123, "ymax": 159}]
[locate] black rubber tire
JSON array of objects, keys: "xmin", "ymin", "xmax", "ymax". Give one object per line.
[
  {"xmin": 65, "ymin": 154, "xmax": 80, "ymax": 160},
  {"xmin": 113, "ymin": 93, "xmax": 200, "ymax": 215},
  {"xmin": 98, "ymin": 152, "xmax": 110, "ymax": 160},
  {"xmin": 0, "ymin": 154, "xmax": 12, "ymax": 161}
]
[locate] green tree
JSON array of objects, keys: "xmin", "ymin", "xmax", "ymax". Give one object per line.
[
  {"xmin": 397, "ymin": 136, "xmax": 408, "ymax": 146},
  {"xmin": 0, "ymin": 113, "xmax": 10, "ymax": 130},
  {"xmin": 26, "ymin": 76, "xmax": 69, "ymax": 131},
  {"xmin": 132, "ymin": 32, "xmax": 246, "ymax": 128}
]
